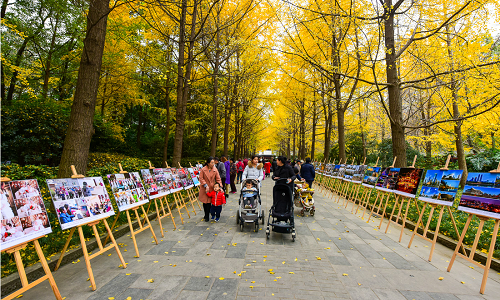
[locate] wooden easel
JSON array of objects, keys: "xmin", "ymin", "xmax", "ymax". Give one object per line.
[
  {"xmin": 179, "ymin": 162, "xmax": 201, "ymax": 214},
  {"xmin": 104, "ymin": 163, "xmax": 158, "ymax": 257},
  {"xmin": 366, "ymin": 157, "xmax": 397, "ymax": 228},
  {"xmin": 447, "ymin": 162, "xmax": 500, "ymax": 294},
  {"xmin": 54, "ymin": 166, "xmax": 126, "ymax": 291},
  {"xmin": 322, "ymin": 159, "xmax": 334, "ymax": 197},
  {"xmin": 384, "ymin": 155, "xmax": 425, "ymax": 242},
  {"xmin": 354, "ymin": 157, "xmax": 379, "ymax": 216},
  {"xmin": 141, "ymin": 161, "xmax": 177, "ymax": 235},
  {"xmin": 407, "ymin": 155, "xmax": 463, "ymax": 261},
  {"xmin": 1, "ymin": 177, "xmax": 62, "ymax": 300},
  {"xmin": 349, "ymin": 157, "xmax": 366, "ymax": 213},
  {"xmin": 167, "ymin": 162, "xmax": 191, "ymax": 223}
]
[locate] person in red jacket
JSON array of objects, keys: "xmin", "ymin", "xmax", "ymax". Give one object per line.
[
  {"xmin": 206, "ymin": 183, "xmax": 226, "ymax": 222},
  {"xmin": 264, "ymin": 160, "xmax": 271, "ymax": 177}
]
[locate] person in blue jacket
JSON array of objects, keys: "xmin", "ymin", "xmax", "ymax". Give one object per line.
[
  {"xmin": 58, "ymin": 207, "xmax": 75, "ymax": 224},
  {"xmin": 300, "ymin": 157, "xmax": 316, "ymax": 188}
]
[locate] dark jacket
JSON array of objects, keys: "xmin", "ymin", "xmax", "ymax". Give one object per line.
[
  {"xmin": 300, "ymin": 163, "xmax": 316, "ymax": 181},
  {"xmin": 216, "ymin": 162, "xmax": 226, "ymax": 179},
  {"xmin": 271, "ymin": 160, "xmax": 277, "ymax": 173},
  {"xmin": 272, "ymin": 164, "xmax": 296, "ymax": 190}
]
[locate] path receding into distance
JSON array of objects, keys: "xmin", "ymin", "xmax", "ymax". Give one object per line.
[{"xmin": 24, "ymin": 178, "xmax": 500, "ymax": 299}]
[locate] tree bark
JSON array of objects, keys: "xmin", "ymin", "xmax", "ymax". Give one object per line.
[
  {"xmin": 42, "ymin": 14, "xmax": 60, "ymax": 100},
  {"xmin": 6, "ymin": 38, "xmax": 29, "ymax": 105},
  {"xmin": 384, "ymin": 0, "xmax": 406, "ymax": 167},
  {"xmin": 163, "ymin": 81, "xmax": 171, "ymax": 164},
  {"xmin": 57, "ymin": 0, "xmax": 110, "ymax": 178},
  {"xmin": 311, "ymin": 93, "xmax": 316, "ymax": 160}
]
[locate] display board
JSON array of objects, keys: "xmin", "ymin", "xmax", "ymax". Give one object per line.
[
  {"xmin": 1, "ymin": 180, "xmax": 52, "ymax": 251},
  {"xmin": 362, "ymin": 166, "xmax": 381, "ymax": 188},
  {"xmin": 419, "ymin": 170, "xmax": 464, "ymax": 206},
  {"xmin": 187, "ymin": 168, "xmax": 200, "ymax": 186},
  {"xmin": 47, "ymin": 177, "xmax": 114, "ymax": 230},
  {"xmin": 178, "ymin": 168, "xmax": 194, "ymax": 189},
  {"xmin": 107, "ymin": 172, "xmax": 148, "ymax": 211},
  {"xmin": 458, "ymin": 172, "xmax": 500, "ymax": 219},
  {"xmin": 352, "ymin": 165, "xmax": 367, "ymax": 183},
  {"xmin": 343, "ymin": 165, "xmax": 355, "ymax": 180},
  {"xmin": 140, "ymin": 168, "xmax": 171, "ymax": 199},
  {"xmin": 167, "ymin": 168, "xmax": 184, "ymax": 193},
  {"xmin": 394, "ymin": 168, "xmax": 424, "ymax": 198},
  {"xmin": 332, "ymin": 164, "xmax": 343, "ymax": 178},
  {"xmin": 375, "ymin": 167, "xmax": 400, "ymax": 192}
]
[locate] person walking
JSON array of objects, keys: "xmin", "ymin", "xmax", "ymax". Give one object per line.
[
  {"xmin": 242, "ymin": 155, "xmax": 264, "ymax": 189},
  {"xmin": 206, "ymin": 183, "xmax": 226, "ymax": 222},
  {"xmin": 223, "ymin": 156, "xmax": 231, "ymax": 197},
  {"xmin": 236, "ymin": 159, "xmax": 245, "ymax": 184},
  {"xmin": 271, "ymin": 158, "xmax": 277, "ymax": 175},
  {"xmin": 300, "ymin": 158, "xmax": 316, "ymax": 188},
  {"xmin": 272, "ymin": 156, "xmax": 296, "ymax": 192},
  {"xmin": 264, "ymin": 160, "xmax": 271, "ymax": 177},
  {"xmin": 229, "ymin": 158, "xmax": 237, "ymax": 193},
  {"xmin": 199, "ymin": 157, "xmax": 222, "ymax": 222}
]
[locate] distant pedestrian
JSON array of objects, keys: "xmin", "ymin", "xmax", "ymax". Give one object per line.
[
  {"xmin": 264, "ymin": 160, "xmax": 271, "ymax": 177},
  {"xmin": 229, "ymin": 158, "xmax": 237, "ymax": 193},
  {"xmin": 236, "ymin": 159, "xmax": 245, "ymax": 184}
]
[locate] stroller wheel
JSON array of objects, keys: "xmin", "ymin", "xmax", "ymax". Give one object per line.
[
  {"xmin": 310, "ymin": 209, "xmax": 315, "ymax": 216},
  {"xmin": 254, "ymin": 222, "xmax": 259, "ymax": 232},
  {"xmin": 236, "ymin": 210, "xmax": 240, "ymax": 224},
  {"xmin": 300, "ymin": 209, "xmax": 305, "ymax": 216},
  {"xmin": 292, "ymin": 230, "xmax": 296, "ymax": 242},
  {"xmin": 261, "ymin": 211, "xmax": 265, "ymax": 224},
  {"xmin": 240, "ymin": 223, "xmax": 244, "ymax": 232}
]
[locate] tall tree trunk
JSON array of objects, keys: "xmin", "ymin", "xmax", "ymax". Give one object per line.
[
  {"xmin": 57, "ymin": 39, "xmax": 76, "ymax": 101},
  {"xmin": 57, "ymin": 0, "xmax": 110, "ymax": 177},
  {"xmin": 300, "ymin": 98, "xmax": 306, "ymax": 159},
  {"xmin": 137, "ymin": 104, "xmax": 143, "ymax": 147},
  {"xmin": 0, "ymin": 0, "xmax": 7, "ymax": 102},
  {"xmin": 311, "ymin": 93, "xmax": 316, "ymax": 160},
  {"xmin": 42, "ymin": 14, "xmax": 60, "ymax": 100},
  {"xmin": 337, "ymin": 106, "xmax": 346, "ymax": 162},
  {"xmin": 6, "ymin": 38, "xmax": 29, "ymax": 105},
  {"xmin": 384, "ymin": 0, "xmax": 406, "ymax": 167},
  {"xmin": 163, "ymin": 81, "xmax": 171, "ymax": 164},
  {"xmin": 172, "ymin": 0, "xmax": 198, "ymax": 166},
  {"xmin": 101, "ymin": 70, "xmax": 107, "ymax": 115}
]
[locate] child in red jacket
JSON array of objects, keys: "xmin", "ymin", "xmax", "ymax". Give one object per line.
[{"xmin": 206, "ymin": 183, "xmax": 226, "ymax": 222}]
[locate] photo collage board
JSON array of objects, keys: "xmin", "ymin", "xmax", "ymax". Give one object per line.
[
  {"xmin": 1, "ymin": 180, "xmax": 52, "ymax": 251},
  {"xmin": 458, "ymin": 172, "xmax": 500, "ymax": 219},
  {"xmin": 47, "ymin": 177, "xmax": 114, "ymax": 231},
  {"xmin": 187, "ymin": 168, "xmax": 200, "ymax": 186},
  {"xmin": 167, "ymin": 168, "xmax": 184, "ymax": 193},
  {"xmin": 343, "ymin": 165, "xmax": 355, "ymax": 181},
  {"xmin": 107, "ymin": 172, "xmax": 148, "ymax": 211},
  {"xmin": 352, "ymin": 165, "xmax": 368, "ymax": 183},
  {"xmin": 419, "ymin": 170, "xmax": 464, "ymax": 206},
  {"xmin": 178, "ymin": 168, "xmax": 194, "ymax": 189},
  {"xmin": 394, "ymin": 168, "xmax": 424, "ymax": 198},
  {"xmin": 140, "ymin": 168, "xmax": 172, "ymax": 199},
  {"xmin": 332, "ymin": 165, "xmax": 344, "ymax": 178},
  {"xmin": 362, "ymin": 166, "xmax": 381, "ymax": 188},
  {"xmin": 375, "ymin": 167, "xmax": 401, "ymax": 192}
]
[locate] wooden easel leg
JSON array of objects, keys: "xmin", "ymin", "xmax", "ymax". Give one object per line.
[
  {"xmin": 422, "ymin": 205, "xmax": 436, "ymax": 239},
  {"xmin": 13, "ymin": 249, "xmax": 29, "ymax": 287},
  {"xmin": 408, "ymin": 202, "xmax": 427, "ymax": 248},
  {"xmin": 367, "ymin": 192, "xmax": 381, "ymax": 223},
  {"xmin": 447, "ymin": 206, "xmax": 466, "ymax": 255},
  {"xmin": 180, "ymin": 193, "xmax": 191, "ymax": 218},
  {"xmin": 447, "ymin": 214, "xmax": 473, "ymax": 272},
  {"xmin": 126, "ymin": 210, "xmax": 140, "ymax": 257},
  {"xmin": 103, "ymin": 219, "xmax": 126, "ymax": 268},
  {"xmin": 174, "ymin": 194, "xmax": 184, "ymax": 224},
  {"xmin": 429, "ymin": 206, "xmax": 445, "ymax": 262},
  {"xmin": 103, "ymin": 210, "xmax": 121, "ymax": 247},
  {"xmin": 91, "ymin": 224, "xmax": 104, "ymax": 251},
  {"xmin": 154, "ymin": 199, "xmax": 164, "ymax": 237},
  {"xmin": 378, "ymin": 194, "xmax": 391, "ymax": 229},
  {"xmin": 142, "ymin": 205, "xmax": 158, "ymax": 244},
  {"xmin": 77, "ymin": 226, "xmax": 96, "ymax": 291},
  {"xmin": 55, "ymin": 227, "xmax": 76, "ymax": 271},
  {"xmin": 480, "ymin": 219, "xmax": 499, "ymax": 294},
  {"xmin": 399, "ymin": 198, "xmax": 411, "ymax": 242},
  {"xmin": 188, "ymin": 191, "xmax": 197, "ymax": 215},
  {"xmin": 385, "ymin": 195, "xmax": 400, "ymax": 233},
  {"xmin": 469, "ymin": 219, "xmax": 485, "ymax": 258},
  {"xmin": 141, "ymin": 201, "xmax": 153, "ymax": 227},
  {"xmin": 34, "ymin": 240, "xmax": 62, "ymax": 300},
  {"xmin": 361, "ymin": 189, "xmax": 373, "ymax": 219}
]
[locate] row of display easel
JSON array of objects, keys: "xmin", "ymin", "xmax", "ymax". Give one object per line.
[
  {"xmin": 314, "ymin": 156, "xmax": 500, "ymax": 295},
  {"xmin": 0, "ymin": 162, "xmax": 202, "ymax": 300}
]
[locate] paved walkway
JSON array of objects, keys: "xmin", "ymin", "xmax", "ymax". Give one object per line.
[{"xmin": 21, "ymin": 178, "xmax": 500, "ymax": 300}]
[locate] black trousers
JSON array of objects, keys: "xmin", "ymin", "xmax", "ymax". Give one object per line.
[
  {"xmin": 230, "ymin": 174, "xmax": 237, "ymax": 193},
  {"xmin": 203, "ymin": 203, "xmax": 211, "ymax": 220}
]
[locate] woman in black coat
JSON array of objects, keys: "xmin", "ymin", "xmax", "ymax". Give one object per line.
[{"xmin": 272, "ymin": 156, "xmax": 296, "ymax": 192}]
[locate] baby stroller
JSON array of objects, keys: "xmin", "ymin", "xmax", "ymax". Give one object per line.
[
  {"xmin": 236, "ymin": 179, "xmax": 264, "ymax": 232},
  {"xmin": 266, "ymin": 179, "xmax": 296, "ymax": 241},
  {"xmin": 294, "ymin": 181, "xmax": 315, "ymax": 216}
]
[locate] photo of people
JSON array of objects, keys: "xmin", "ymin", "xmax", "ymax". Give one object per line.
[
  {"xmin": 141, "ymin": 168, "xmax": 171, "ymax": 199},
  {"xmin": 1, "ymin": 180, "xmax": 52, "ymax": 251},
  {"xmin": 107, "ymin": 172, "xmax": 149, "ymax": 211},
  {"xmin": 459, "ymin": 172, "xmax": 500, "ymax": 219},
  {"xmin": 188, "ymin": 168, "xmax": 200, "ymax": 186},
  {"xmin": 47, "ymin": 177, "xmax": 115, "ymax": 230},
  {"xmin": 363, "ymin": 166, "xmax": 381, "ymax": 187},
  {"xmin": 352, "ymin": 165, "xmax": 367, "ymax": 182},
  {"xmin": 168, "ymin": 168, "xmax": 184, "ymax": 193},
  {"xmin": 418, "ymin": 170, "xmax": 463, "ymax": 206},
  {"xmin": 376, "ymin": 167, "xmax": 400, "ymax": 190},
  {"xmin": 178, "ymin": 168, "xmax": 194, "ymax": 189},
  {"xmin": 394, "ymin": 168, "xmax": 424, "ymax": 197}
]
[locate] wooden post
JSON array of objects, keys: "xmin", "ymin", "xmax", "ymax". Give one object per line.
[
  {"xmin": 440, "ymin": 155, "xmax": 451, "ymax": 171},
  {"xmin": 165, "ymin": 161, "xmax": 170, "ymax": 168},
  {"xmin": 389, "ymin": 157, "xmax": 397, "ymax": 168},
  {"xmin": 374, "ymin": 157, "xmax": 379, "ymax": 167},
  {"xmin": 118, "ymin": 163, "xmax": 127, "ymax": 174},
  {"xmin": 148, "ymin": 161, "xmax": 154, "ymax": 169},
  {"xmin": 362, "ymin": 157, "xmax": 366, "ymax": 165},
  {"xmin": 408, "ymin": 155, "xmax": 417, "ymax": 169}
]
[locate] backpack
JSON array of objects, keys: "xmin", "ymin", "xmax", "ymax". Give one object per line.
[{"xmin": 238, "ymin": 162, "xmax": 244, "ymax": 172}]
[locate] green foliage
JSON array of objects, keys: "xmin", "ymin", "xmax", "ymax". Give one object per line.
[{"xmin": 466, "ymin": 150, "xmax": 500, "ymax": 172}]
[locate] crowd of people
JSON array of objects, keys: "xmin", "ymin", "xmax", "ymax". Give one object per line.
[{"xmin": 198, "ymin": 155, "xmax": 316, "ymax": 222}]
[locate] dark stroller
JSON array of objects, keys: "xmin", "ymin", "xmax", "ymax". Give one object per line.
[{"xmin": 266, "ymin": 179, "xmax": 296, "ymax": 241}]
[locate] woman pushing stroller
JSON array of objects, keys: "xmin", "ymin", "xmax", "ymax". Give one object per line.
[
  {"xmin": 272, "ymin": 156, "xmax": 296, "ymax": 192},
  {"xmin": 242, "ymin": 155, "xmax": 264, "ymax": 191}
]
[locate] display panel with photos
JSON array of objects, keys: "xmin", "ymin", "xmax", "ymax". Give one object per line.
[
  {"xmin": 352, "ymin": 165, "xmax": 367, "ymax": 182},
  {"xmin": 187, "ymin": 168, "xmax": 200, "ymax": 186},
  {"xmin": 167, "ymin": 168, "xmax": 184, "ymax": 193},
  {"xmin": 1, "ymin": 180, "xmax": 52, "ymax": 251},
  {"xmin": 140, "ymin": 168, "xmax": 171, "ymax": 199},
  {"xmin": 375, "ymin": 167, "xmax": 400, "ymax": 191},
  {"xmin": 363, "ymin": 166, "xmax": 381, "ymax": 187},
  {"xmin": 107, "ymin": 172, "xmax": 148, "ymax": 211},
  {"xmin": 47, "ymin": 177, "xmax": 115, "ymax": 231},
  {"xmin": 331, "ymin": 165, "xmax": 343, "ymax": 178},
  {"xmin": 394, "ymin": 168, "xmax": 424, "ymax": 198},
  {"xmin": 418, "ymin": 170, "xmax": 464, "ymax": 206},
  {"xmin": 458, "ymin": 172, "xmax": 500, "ymax": 219},
  {"xmin": 343, "ymin": 165, "xmax": 355, "ymax": 180},
  {"xmin": 178, "ymin": 168, "xmax": 194, "ymax": 189}
]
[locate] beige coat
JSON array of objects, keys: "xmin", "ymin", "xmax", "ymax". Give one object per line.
[{"xmin": 198, "ymin": 165, "xmax": 222, "ymax": 204}]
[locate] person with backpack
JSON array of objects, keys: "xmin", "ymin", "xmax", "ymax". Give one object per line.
[{"xmin": 236, "ymin": 159, "xmax": 245, "ymax": 184}]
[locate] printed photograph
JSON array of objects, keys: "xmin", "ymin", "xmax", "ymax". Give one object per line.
[
  {"xmin": 420, "ymin": 186, "xmax": 439, "ymax": 199},
  {"xmin": 363, "ymin": 166, "xmax": 381, "ymax": 186},
  {"xmin": 47, "ymin": 177, "xmax": 115, "ymax": 230},
  {"xmin": 459, "ymin": 174, "xmax": 500, "ymax": 218},
  {"xmin": 418, "ymin": 169, "xmax": 464, "ymax": 206},
  {"xmin": 376, "ymin": 168, "xmax": 400, "ymax": 190},
  {"xmin": 178, "ymin": 168, "xmax": 194, "ymax": 188},
  {"xmin": 466, "ymin": 173, "xmax": 499, "ymax": 188},
  {"xmin": 107, "ymin": 172, "xmax": 149, "ymax": 211},
  {"xmin": 141, "ymin": 168, "xmax": 171, "ymax": 199},
  {"xmin": 1, "ymin": 180, "xmax": 52, "ymax": 251},
  {"xmin": 422, "ymin": 170, "xmax": 442, "ymax": 188},
  {"xmin": 188, "ymin": 168, "xmax": 200, "ymax": 186},
  {"xmin": 396, "ymin": 168, "xmax": 423, "ymax": 196},
  {"xmin": 169, "ymin": 168, "xmax": 184, "ymax": 192}
]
